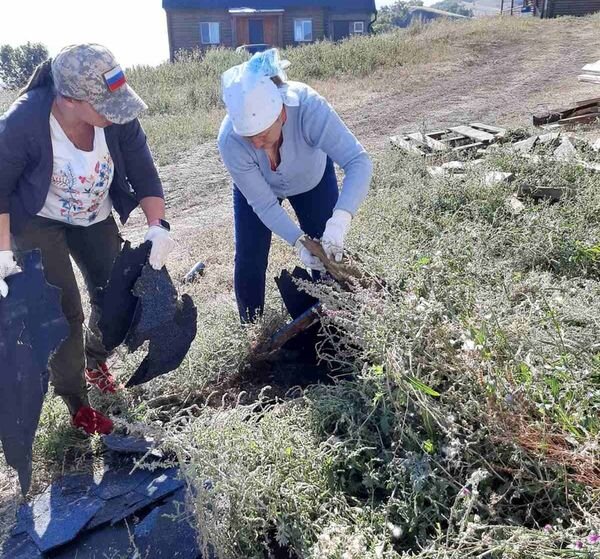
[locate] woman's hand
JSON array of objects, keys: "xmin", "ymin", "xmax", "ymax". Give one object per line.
[
  {"xmin": 144, "ymin": 226, "xmax": 175, "ymax": 270},
  {"xmin": 322, "ymin": 209, "xmax": 352, "ymax": 263},
  {"xmin": 0, "ymin": 251, "xmax": 21, "ymax": 298},
  {"xmin": 295, "ymin": 235, "xmax": 325, "ymax": 272}
]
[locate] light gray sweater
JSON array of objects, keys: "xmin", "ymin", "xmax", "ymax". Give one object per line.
[{"xmin": 218, "ymin": 81, "xmax": 373, "ymax": 245}]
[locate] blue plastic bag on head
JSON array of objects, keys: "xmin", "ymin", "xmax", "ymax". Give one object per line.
[
  {"xmin": 222, "ymin": 48, "xmax": 290, "ymax": 104},
  {"xmin": 247, "ymin": 48, "xmax": 290, "ymax": 80}
]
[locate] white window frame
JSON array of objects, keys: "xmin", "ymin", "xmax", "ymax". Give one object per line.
[
  {"xmin": 200, "ymin": 22, "xmax": 220, "ymax": 45},
  {"xmin": 294, "ymin": 19, "xmax": 313, "ymax": 42},
  {"xmin": 353, "ymin": 21, "xmax": 365, "ymax": 34}
]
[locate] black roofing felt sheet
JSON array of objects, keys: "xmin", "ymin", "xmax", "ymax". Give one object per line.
[
  {"xmin": 0, "ymin": 250, "xmax": 69, "ymax": 495},
  {"xmin": 275, "ymin": 267, "xmax": 319, "ymax": 320},
  {"xmin": 134, "ymin": 489, "xmax": 201, "ymax": 559},
  {"xmin": 125, "ymin": 266, "xmax": 198, "ymax": 387},
  {"xmin": 97, "ymin": 241, "xmax": 151, "ymax": 352},
  {"xmin": 97, "ymin": 242, "xmax": 198, "ymax": 388},
  {"xmin": 2, "ymin": 466, "xmax": 188, "ymax": 557}
]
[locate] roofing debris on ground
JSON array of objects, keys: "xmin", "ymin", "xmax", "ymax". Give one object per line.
[
  {"xmin": 0, "ymin": 251, "xmax": 69, "ymax": 496},
  {"xmin": 390, "ymin": 122, "xmax": 507, "ymax": 158},
  {"xmin": 1, "ymin": 435, "xmax": 203, "ymax": 559},
  {"xmin": 392, "ymin": 121, "xmax": 600, "ymax": 204}
]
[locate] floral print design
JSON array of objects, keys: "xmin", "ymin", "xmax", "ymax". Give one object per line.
[{"xmin": 52, "ymin": 153, "xmax": 113, "ymax": 224}]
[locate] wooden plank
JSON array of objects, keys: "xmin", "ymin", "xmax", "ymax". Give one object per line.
[
  {"xmin": 406, "ymin": 132, "xmax": 430, "ymax": 147},
  {"xmin": 557, "ymin": 113, "xmax": 600, "ymax": 125},
  {"xmin": 408, "ymin": 132, "xmax": 448, "ymax": 151},
  {"xmin": 581, "ymin": 61, "xmax": 600, "ymax": 74},
  {"xmin": 578, "ymin": 74, "xmax": 600, "ymax": 84},
  {"xmin": 533, "ymin": 99, "xmax": 599, "ymax": 126},
  {"xmin": 423, "ymin": 134, "xmax": 450, "ymax": 151},
  {"xmin": 263, "ymin": 305, "xmax": 321, "ymax": 355},
  {"xmin": 576, "ymin": 97, "xmax": 600, "ymax": 107},
  {"xmin": 449, "ymin": 125, "xmax": 496, "ymax": 143},
  {"xmin": 572, "ymin": 105, "xmax": 600, "ymax": 117},
  {"xmin": 469, "ymin": 122, "xmax": 507, "ymax": 136},
  {"xmin": 425, "ymin": 130, "xmax": 450, "ymax": 139},
  {"xmin": 452, "ymin": 141, "xmax": 484, "ymax": 152},
  {"xmin": 441, "ymin": 134, "xmax": 468, "ymax": 144}
]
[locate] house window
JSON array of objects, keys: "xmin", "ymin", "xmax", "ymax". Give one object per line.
[
  {"xmin": 294, "ymin": 19, "xmax": 313, "ymax": 42},
  {"xmin": 353, "ymin": 21, "xmax": 365, "ymax": 34},
  {"xmin": 200, "ymin": 22, "xmax": 220, "ymax": 44}
]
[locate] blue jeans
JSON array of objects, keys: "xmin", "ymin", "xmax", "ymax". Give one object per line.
[{"xmin": 234, "ymin": 158, "xmax": 339, "ymax": 323}]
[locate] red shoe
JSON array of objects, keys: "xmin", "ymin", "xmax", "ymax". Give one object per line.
[
  {"xmin": 85, "ymin": 362, "xmax": 122, "ymax": 393},
  {"xmin": 72, "ymin": 406, "xmax": 114, "ymax": 435}
]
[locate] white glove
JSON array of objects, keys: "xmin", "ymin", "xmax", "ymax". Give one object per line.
[
  {"xmin": 322, "ymin": 209, "xmax": 352, "ymax": 263},
  {"xmin": 0, "ymin": 250, "xmax": 21, "ymax": 298},
  {"xmin": 144, "ymin": 226, "xmax": 176, "ymax": 271},
  {"xmin": 295, "ymin": 236, "xmax": 325, "ymax": 273}
]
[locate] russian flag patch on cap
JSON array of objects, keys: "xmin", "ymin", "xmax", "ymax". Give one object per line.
[{"xmin": 103, "ymin": 65, "xmax": 126, "ymax": 92}]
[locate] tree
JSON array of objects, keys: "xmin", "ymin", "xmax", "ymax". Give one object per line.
[
  {"xmin": 373, "ymin": 0, "xmax": 424, "ymax": 33},
  {"xmin": 431, "ymin": 0, "xmax": 474, "ymax": 17},
  {"xmin": 0, "ymin": 42, "xmax": 49, "ymax": 90}
]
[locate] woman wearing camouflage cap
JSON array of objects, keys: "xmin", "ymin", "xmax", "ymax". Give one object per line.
[{"xmin": 0, "ymin": 44, "xmax": 175, "ymax": 435}]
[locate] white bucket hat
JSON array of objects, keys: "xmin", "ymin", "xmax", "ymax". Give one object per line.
[{"xmin": 221, "ymin": 49, "xmax": 290, "ymax": 137}]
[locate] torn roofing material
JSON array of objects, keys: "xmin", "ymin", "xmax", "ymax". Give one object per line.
[
  {"xmin": 97, "ymin": 241, "xmax": 198, "ymax": 387},
  {"xmin": 97, "ymin": 241, "xmax": 151, "ymax": 352},
  {"xmin": 3, "ymin": 466, "xmax": 187, "ymax": 557},
  {"xmin": 0, "ymin": 250, "xmax": 69, "ymax": 495},
  {"xmin": 275, "ymin": 267, "xmax": 319, "ymax": 320},
  {"xmin": 125, "ymin": 266, "xmax": 198, "ymax": 387}
]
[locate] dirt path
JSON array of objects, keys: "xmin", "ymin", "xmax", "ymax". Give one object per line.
[{"xmin": 325, "ymin": 17, "xmax": 600, "ymax": 151}]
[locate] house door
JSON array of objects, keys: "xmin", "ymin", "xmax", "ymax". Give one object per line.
[
  {"xmin": 332, "ymin": 20, "xmax": 350, "ymax": 41},
  {"xmin": 249, "ymin": 19, "xmax": 265, "ymax": 43}
]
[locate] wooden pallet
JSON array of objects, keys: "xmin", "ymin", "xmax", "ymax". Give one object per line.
[{"xmin": 390, "ymin": 123, "xmax": 506, "ymax": 157}]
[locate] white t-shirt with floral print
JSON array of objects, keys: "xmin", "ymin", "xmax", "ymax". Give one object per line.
[{"xmin": 38, "ymin": 114, "xmax": 114, "ymax": 226}]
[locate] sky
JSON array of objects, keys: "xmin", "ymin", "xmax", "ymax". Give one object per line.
[{"xmin": 0, "ymin": 0, "xmax": 437, "ymax": 68}]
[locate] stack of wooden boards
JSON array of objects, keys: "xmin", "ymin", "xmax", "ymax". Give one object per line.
[
  {"xmin": 533, "ymin": 97, "xmax": 600, "ymax": 127},
  {"xmin": 390, "ymin": 123, "xmax": 506, "ymax": 157},
  {"xmin": 579, "ymin": 60, "xmax": 600, "ymax": 85}
]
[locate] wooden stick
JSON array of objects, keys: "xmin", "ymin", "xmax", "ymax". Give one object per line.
[{"xmin": 300, "ymin": 237, "xmax": 366, "ymax": 290}]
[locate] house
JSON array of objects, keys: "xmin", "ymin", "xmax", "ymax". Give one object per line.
[
  {"xmin": 532, "ymin": 0, "xmax": 600, "ymax": 17},
  {"xmin": 162, "ymin": 0, "xmax": 377, "ymax": 59}
]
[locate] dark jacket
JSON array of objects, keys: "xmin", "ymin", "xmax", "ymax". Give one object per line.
[{"xmin": 0, "ymin": 86, "xmax": 163, "ymax": 234}]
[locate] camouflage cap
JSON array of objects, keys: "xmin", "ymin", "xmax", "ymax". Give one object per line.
[{"xmin": 51, "ymin": 44, "xmax": 147, "ymax": 125}]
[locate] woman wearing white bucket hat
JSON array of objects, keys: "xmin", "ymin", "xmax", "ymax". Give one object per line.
[{"xmin": 218, "ymin": 49, "xmax": 373, "ymax": 323}]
